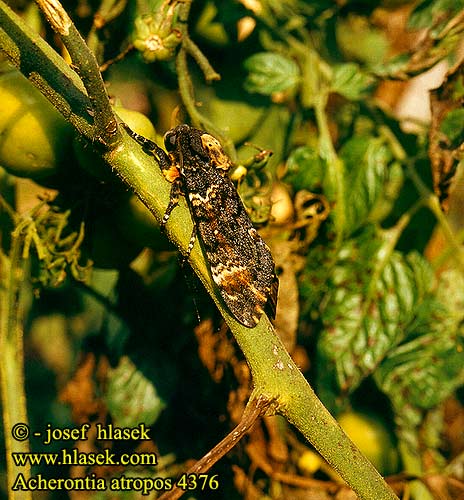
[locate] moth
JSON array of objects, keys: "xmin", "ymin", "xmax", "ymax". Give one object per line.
[{"xmin": 127, "ymin": 124, "xmax": 278, "ymax": 328}]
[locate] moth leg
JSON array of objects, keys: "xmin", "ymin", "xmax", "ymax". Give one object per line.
[
  {"xmin": 122, "ymin": 123, "xmax": 172, "ymax": 175},
  {"xmin": 186, "ymin": 226, "xmax": 197, "ymax": 258},
  {"xmin": 177, "ymin": 226, "xmax": 197, "ymax": 264},
  {"xmin": 266, "ymin": 274, "xmax": 279, "ymax": 320},
  {"xmin": 161, "ymin": 178, "xmax": 183, "ymax": 229},
  {"xmin": 123, "ymin": 123, "xmax": 182, "ymax": 227}
]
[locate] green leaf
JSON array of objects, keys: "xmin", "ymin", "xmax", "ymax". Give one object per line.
[
  {"xmin": 371, "ymin": 53, "xmax": 411, "ymax": 78},
  {"xmin": 367, "ymin": 161, "xmax": 404, "ymax": 224},
  {"xmin": 439, "ymin": 108, "xmax": 464, "ymax": 148},
  {"xmin": 105, "ymin": 356, "xmax": 166, "ymax": 427},
  {"xmin": 244, "ymin": 52, "xmax": 301, "ymax": 96},
  {"xmin": 331, "ymin": 63, "xmax": 375, "ymax": 101},
  {"xmin": 374, "ymin": 331, "xmax": 464, "ymax": 411},
  {"xmin": 336, "ymin": 15, "xmax": 389, "ymax": 67},
  {"xmin": 373, "ymin": 268, "xmax": 464, "ymax": 439},
  {"xmin": 339, "ymin": 136, "xmax": 393, "ymax": 235},
  {"xmin": 316, "ymin": 231, "xmax": 435, "ymax": 409},
  {"xmin": 285, "ymin": 146, "xmax": 326, "ymax": 191},
  {"xmin": 408, "ymin": 0, "xmax": 464, "ymax": 33}
]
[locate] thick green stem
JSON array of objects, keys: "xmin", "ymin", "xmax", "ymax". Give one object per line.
[
  {"xmin": 0, "ymin": 0, "xmax": 93, "ymax": 137},
  {"xmin": 0, "ymin": 232, "xmax": 32, "ymax": 500},
  {"xmin": 35, "ymin": 0, "xmax": 118, "ymax": 146}
]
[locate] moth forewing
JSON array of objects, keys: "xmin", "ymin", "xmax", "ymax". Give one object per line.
[{"xmin": 128, "ymin": 123, "xmax": 278, "ymax": 327}]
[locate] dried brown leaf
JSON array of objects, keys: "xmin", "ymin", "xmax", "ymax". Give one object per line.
[{"xmin": 429, "ymin": 61, "xmax": 464, "ymax": 211}]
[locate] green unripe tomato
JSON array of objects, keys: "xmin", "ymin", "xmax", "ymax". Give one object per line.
[
  {"xmin": 73, "ymin": 105, "xmax": 157, "ymax": 180},
  {"xmin": 297, "ymin": 449, "xmax": 323, "ymax": 475},
  {"xmin": 113, "ymin": 106, "xmax": 157, "ymax": 140},
  {"xmin": 338, "ymin": 411, "xmax": 399, "ymax": 476},
  {"xmin": 0, "ymin": 70, "xmax": 73, "ymax": 179}
]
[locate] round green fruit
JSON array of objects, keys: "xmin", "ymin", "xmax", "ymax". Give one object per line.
[
  {"xmin": 338, "ymin": 411, "xmax": 399, "ymax": 475},
  {"xmin": 73, "ymin": 106, "xmax": 157, "ymax": 180},
  {"xmin": 0, "ymin": 70, "xmax": 73, "ymax": 179},
  {"xmin": 113, "ymin": 106, "xmax": 157, "ymax": 140}
]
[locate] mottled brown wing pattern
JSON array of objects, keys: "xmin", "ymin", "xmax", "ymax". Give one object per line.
[
  {"xmin": 127, "ymin": 123, "xmax": 278, "ymax": 328},
  {"xmin": 185, "ymin": 164, "xmax": 276, "ymax": 327}
]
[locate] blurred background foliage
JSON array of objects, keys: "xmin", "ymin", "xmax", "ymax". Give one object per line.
[{"xmin": 1, "ymin": 0, "xmax": 464, "ymax": 498}]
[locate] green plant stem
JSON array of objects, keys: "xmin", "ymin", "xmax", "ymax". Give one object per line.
[
  {"xmin": 175, "ymin": 47, "xmax": 198, "ymax": 124},
  {"xmin": 86, "ymin": 0, "xmax": 128, "ymax": 58},
  {"xmin": 175, "ymin": 46, "xmax": 236, "ymax": 159},
  {"xmin": 104, "ymin": 130, "xmax": 398, "ymax": 500},
  {"xmin": 182, "ymin": 36, "xmax": 220, "ymax": 82},
  {"xmin": 0, "ymin": 232, "xmax": 32, "ymax": 500},
  {"xmin": 281, "ymin": 33, "xmax": 345, "ymax": 249},
  {"xmin": 1, "ymin": 1, "xmax": 398, "ymax": 496},
  {"xmin": 405, "ymin": 162, "xmax": 464, "ymax": 276},
  {"xmin": 380, "ymin": 124, "xmax": 464, "ymax": 275},
  {"xmin": 0, "ymin": 0, "xmax": 93, "ymax": 138},
  {"xmin": 314, "ymin": 96, "xmax": 346, "ymax": 249},
  {"xmin": 172, "ymin": 0, "xmax": 236, "ymax": 159},
  {"xmin": 35, "ymin": 0, "xmax": 118, "ymax": 146},
  {"xmin": 365, "ymin": 202, "xmax": 421, "ymax": 303}
]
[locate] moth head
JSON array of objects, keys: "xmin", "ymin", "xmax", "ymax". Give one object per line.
[
  {"xmin": 163, "ymin": 126, "xmax": 186, "ymax": 152},
  {"xmin": 164, "ymin": 132, "xmax": 177, "ymax": 152},
  {"xmin": 163, "ymin": 125, "xmax": 231, "ymax": 172},
  {"xmin": 163, "ymin": 125, "xmax": 205, "ymax": 159}
]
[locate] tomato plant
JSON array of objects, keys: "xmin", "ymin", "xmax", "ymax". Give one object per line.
[{"xmin": 1, "ymin": 1, "xmax": 464, "ymax": 500}]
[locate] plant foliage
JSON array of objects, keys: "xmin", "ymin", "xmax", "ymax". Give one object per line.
[{"xmin": 1, "ymin": 0, "xmax": 464, "ymax": 499}]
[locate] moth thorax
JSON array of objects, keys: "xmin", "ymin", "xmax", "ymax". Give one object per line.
[{"xmin": 201, "ymin": 134, "xmax": 231, "ymax": 171}]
